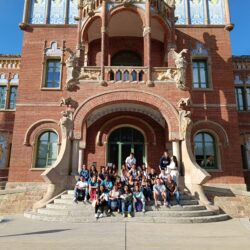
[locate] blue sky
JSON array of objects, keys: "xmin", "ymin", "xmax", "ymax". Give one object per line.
[{"xmin": 0, "ymin": 0, "xmax": 249, "ymax": 55}]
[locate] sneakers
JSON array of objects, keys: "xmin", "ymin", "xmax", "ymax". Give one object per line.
[
  {"xmin": 73, "ymin": 198, "xmax": 78, "ymax": 204},
  {"xmin": 99, "ymin": 213, "xmax": 103, "ymax": 218},
  {"xmin": 123, "ymin": 213, "xmax": 126, "ymax": 218},
  {"xmin": 142, "ymin": 209, "xmax": 146, "ymax": 213},
  {"xmin": 127, "ymin": 213, "xmax": 132, "ymax": 218},
  {"xmin": 95, "ymin": 213, "xmax": 99, "ymax": 219}
]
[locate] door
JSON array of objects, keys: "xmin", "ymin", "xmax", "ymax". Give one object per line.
[{"xmin": 107, "ymin": 127, "xmax": 145, "ymax": 173}]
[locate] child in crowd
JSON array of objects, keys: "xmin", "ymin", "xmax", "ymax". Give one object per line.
[
  {"xmin": 120, "ymin": 185, "xmax": 133, "ymax": 217},
  {"xmin": 133, "ymin": 184, "xmax": 145, "ymax": 213},
  {"xmin": 95, "ymin": 185, "xmax": 108, "ymax": 218},
  {"xmin": 89, "ymin": 175, "xmax": 98, "ymax": 201}
]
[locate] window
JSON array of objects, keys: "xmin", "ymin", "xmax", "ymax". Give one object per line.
[
  {"xmin": 35, "ymin": 131, "xmax": 58, "ymax": 168},
  {"xmin": 194, "ymin": 132, "xmax": 218, "ymax": 170},
  {"xmin": 235, "ymin": 74, "xmax": 250, "ymax": 111},
  {"xmin": 0, "ymin": 74, "xmax": 19, "ymax": 111},
  {"xmin": 192, "ymin": 60, "xmax": 209, "ymax": 89},
  {"xmin": 45, "ymin": 59, "xmax": 61, "ymax": 88},
  {"xmin": 9, "ymin": 87, "xmax": 17, "ymax": 110},
  {"xmin": 0, "ymin": 86, "xmax": 7, "ymax": 109}
]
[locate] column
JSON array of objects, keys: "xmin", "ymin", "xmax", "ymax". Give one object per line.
[
  {"xmin": 172, "ymin": 140, "xmax": 181, "ymax": 167},
  {"xmin": 185, "ymin": 0, "xmax": 190, "ymax": 25},
  {"xmin": 144, "ymin": 0, "xmax": 153, "ymax": 86},
  {"xmin": 45, "ymin": 0, "xmax": 51, "ymax": 24},
  {"xmin": 204, "ymin": 0, "xmax": 209, "ymax": 25},
  {"xmin": 71, "ymin": 140, "xmax": 79, "ymax": 175},
  {"xmin": 100, "ymin": 0, "xmax": 108, "ymax": 86},
  {"xmin": 76, "ymin": 0, "xmax": 83, "ymax": 50},
  {"xmin": 224, "ymin": 0, "xmax": 234, "ymax": 31},
  {"xmin": 22, "ymin": 0, "xmax": 31, "ymax": 23},
  {"xmin": 64, "ymin": 0, "xmax": 70, "ymax": 24},
  {"xmin": 78, "ymin": 149, "xmax": 83, "ymax": 174}
]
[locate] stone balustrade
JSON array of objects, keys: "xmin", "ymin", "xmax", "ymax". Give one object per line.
[{"xmin": 78, "ymin": 66, "xmax": 179, "ymax": 84}]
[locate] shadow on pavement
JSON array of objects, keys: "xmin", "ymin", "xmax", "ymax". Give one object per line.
[{"xmin": 0, "ymin": 229, "xmax": 71, "ymax": 237}]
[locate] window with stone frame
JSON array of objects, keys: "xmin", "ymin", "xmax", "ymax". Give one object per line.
[
  {"xmin": 192, "ymin": 59, "xmax": 209, "ymax": 89},
  {"xmin": 35, "ymin": 131, "xmax": 58, "ymax": 168},
  {"xmin": 44, "ymin": 59, "xmax": 61, "ymax": 88},
  {"xmin": 191, "ymin": 43, "xmax": 211, "ymax": 89},
  {"xmin": 194, "ymin": 132, "xmax": 218, "ymax": 170},
  {"xmin": 0, "ymin": 73, "xmax": 19, "ymax": 110},
  {"xmin": 42, "ymin": 42, "xmax": 62, "ymax": 89},
  {"xmin": 235, "ymin": 75, "xmax": 250, "ymax": 111}
]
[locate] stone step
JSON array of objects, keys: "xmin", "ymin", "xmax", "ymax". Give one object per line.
[
  {"xmin": 53, "ymin": 198, "xmax": 199, "ymax": 206},
  {"xmin": 46, "ymin": 203, "xmax": 207, "ymax": 211},
  {"xmin": 37, "ymin": 207, "xmax": 218, "ymax": 217},
  {"xmin": 61, "ymin": 193, "xmax": 192, "ymax": 200},
  {"xmin": 24, "ymin": 211, "xmax": 230, "ymax": 224}
]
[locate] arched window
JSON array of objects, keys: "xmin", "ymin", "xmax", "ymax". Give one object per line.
[
  {"xmin": 194, "ymin": 132, "xmax": 217, "ymax": 169},
  {"xmin": 35, "ymin": 131, "xmax": 58, "ymax": 168}
]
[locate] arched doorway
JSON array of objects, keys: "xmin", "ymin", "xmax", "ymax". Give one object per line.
[
  {"xmin": 111, "ymin": 50, "xmax": 142, "ymax": 66},
  {"xmin": 107, "ymin": 127, "xmax": 145, "ymax": 172}
]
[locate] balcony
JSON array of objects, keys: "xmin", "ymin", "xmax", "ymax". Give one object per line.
[{"xmin": 77, "ymin": 66, "xmax": 178, "ymax": 84}]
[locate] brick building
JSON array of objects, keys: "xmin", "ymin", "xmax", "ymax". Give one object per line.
[{"xmin": 0, "ymin": 0, "xmax": 250, "ymax": 207}]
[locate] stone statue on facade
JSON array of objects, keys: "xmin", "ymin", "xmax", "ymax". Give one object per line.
[
  {"xmin": 178, "ymin": 97, "xmax": 192, "ymax": 140},
  {"xmin": 171, "ymin": 48, "xmax": 188, "ymax": 90},
  {"xmin": 65, "ymin": 49, "xmax": 80, "ymax": 91},
  {"xmin": 59, "ymin": 110, "xmax": 74, "ymax": 139}
]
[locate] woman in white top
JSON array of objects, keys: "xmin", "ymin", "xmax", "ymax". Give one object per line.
[{"xmin": 167, "ymin": 156, "xmax": 179, "ymax": 187}]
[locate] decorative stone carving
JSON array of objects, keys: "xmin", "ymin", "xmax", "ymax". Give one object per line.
[
  {"xmin": 60, "ymin": 97, "xmax": 79, "ymax": 109},
  {"xmin": 83, "ymin": 0, "xmax": 96, "ymax": 16},
  {"xmin": 65, "ymin": 49, "xmax": 80, "ymax": 91},
  {"xmin": 79, "ymin": 68, "xmax": 101, "ymax": 81},
  {"xmin": 143, "ymin": 26, "xmax": 151, "ymax": 37},
  {"xmin": 155, "ymin": 68, "xmax": 178, "ymax": 82},
  {"xmin": 59, "ymin": 111, "xmax": 74, "ymax": 139},
  {"xmin": 46, "ymin": 42, "xmax": 63, "ymax": 57},
  {"xmin": 169, "ymin": 48, "xmax": 188, "ymax": 90},
  {"xmin": 192, "ymin": 42, "xmax": 208, "ymax": 57},
  {"xmin": 178, "ymin": 97, "xmax": 192, "ymax": 140}
]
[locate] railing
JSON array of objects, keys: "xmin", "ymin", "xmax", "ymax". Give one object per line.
[
  {"xmin": 105, "ymin": 66, "xmax": 147, "ymax": 82},
  {"xmin": 77, "ymin": 66, "xmax": 178, "ymax": 83}
]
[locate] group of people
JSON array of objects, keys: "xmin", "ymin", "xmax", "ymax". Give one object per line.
[{"xmin": 73, "ymin": 151, "xmax": 181, "ymax": 219}]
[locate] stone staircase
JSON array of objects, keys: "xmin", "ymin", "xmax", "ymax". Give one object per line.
[{"xmin": 24, "ymin": 190, "xmax": 230, "ymax": 223}]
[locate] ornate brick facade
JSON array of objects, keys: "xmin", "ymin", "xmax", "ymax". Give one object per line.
[{"xmin": 0, "ymin": 1, "xmax": 250, "ymax": 202}]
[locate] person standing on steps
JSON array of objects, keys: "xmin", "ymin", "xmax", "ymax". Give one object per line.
[
  {"xmin": 125, "ymin": 152, "xmax": 136, "ymax": 170},
  {"xmin": 159, "ymin": 150, "xmax": 171, "ymax": 172}
]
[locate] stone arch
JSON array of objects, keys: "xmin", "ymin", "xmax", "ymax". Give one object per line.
[
  {"xmin": 73, "ymin": 89, "xmax": 179, "ymax": 141},
  {"xmin": 192, "ymin": 120, "xmax": 229, "ymax": 146},
  {"xmin": 107, "ymin": 5, "xmax": 146, "ymax": 27},
  {"xmin": 96, "ymin": 115, "xmax": 157, "ymax": 146},
  {"xmin": 23, "ymin": 119, "xmax": 61, "ymax": 146}
]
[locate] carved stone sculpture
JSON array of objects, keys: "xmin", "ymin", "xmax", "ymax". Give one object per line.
[
  {"xmin": 59, "ymin": 111, "xmax": 74, "ymax": 139},
  {"xmin": 170, "ymin": 48, "xmax": 188, "ymax": 90},
  {"xmin": 178, "ymin": 97, "xmax": 192, "ymax": 139},
  {"xmin": 60, "ymin": 97, "xmax": 79, "ymax": 110},
  {"xmin": 65, "ymin": 49, "xmax": 80, "ymax": 91}
]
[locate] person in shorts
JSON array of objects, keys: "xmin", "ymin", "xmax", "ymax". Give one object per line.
[{"xmin": 153, "ymin": 177, "xmax": 167, "ymax": 207}]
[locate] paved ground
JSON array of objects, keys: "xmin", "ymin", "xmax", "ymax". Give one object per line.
[{"xmin": 0, "ymin": 215, "xmax": 250, "ymax": 250}]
